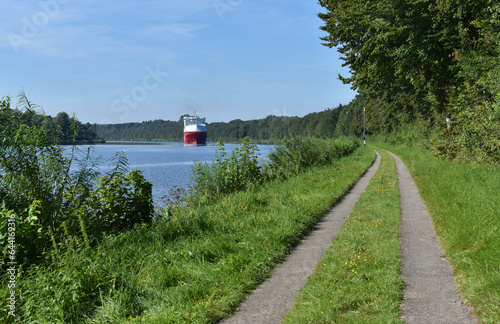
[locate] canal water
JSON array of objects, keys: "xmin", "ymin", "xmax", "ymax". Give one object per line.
[{"xmin": 70, "ymin": 142, "xmax": 275, "ymax": 205}]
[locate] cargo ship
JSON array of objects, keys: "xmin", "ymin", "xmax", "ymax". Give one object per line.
[{"xmin": 183, "ymin": 113, "xmax": 207, "ymax": 146}]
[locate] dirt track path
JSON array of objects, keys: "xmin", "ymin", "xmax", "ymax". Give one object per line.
[
  {"xmin": 222, "ymin": 151, "xmax": 477, "ymax": 324},
  {"xmin": 221, "ymin": 152, "xmax": 381, "ymax": 324},
  {"xmin": 389, "ymin": 152, "xmax": 476, "ymax": 324}
]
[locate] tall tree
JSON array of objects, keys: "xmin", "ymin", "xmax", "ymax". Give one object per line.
[
  {"xmin": 54, "ymin": 111, "xmax": 71, "ymax": 143},
  {"xmin": 318, "ymin": 0, "xmax": 499, "ymax": 162}
]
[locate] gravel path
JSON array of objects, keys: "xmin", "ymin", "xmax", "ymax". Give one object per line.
[
  {"xmin": 221, "ymin": 152, "xmax": 381, "ymax": 324},
  {"xmin": 389, "ymin": 152, "xmax": 477, "ymax": 324}
]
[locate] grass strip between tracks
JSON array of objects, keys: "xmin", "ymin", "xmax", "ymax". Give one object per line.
[{"xmin": 283, "ymin": 149, "xmax": 404, "ymax": 324}]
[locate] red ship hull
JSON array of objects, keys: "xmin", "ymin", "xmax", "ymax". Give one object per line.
[{"xmin": 184, "ymin": 131, "xmax": 207, "ymax": 146}]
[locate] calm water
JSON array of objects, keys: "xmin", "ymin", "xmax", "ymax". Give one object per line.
[{"xmin": 70, "ymin": 142, "xmax": 275, "ymax": 205}]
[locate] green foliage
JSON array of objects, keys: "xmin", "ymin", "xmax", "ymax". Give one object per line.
[
  {"xmin": 189, "ymin": 136, "xmax": 360, "ymax": 203},
  {"xmin": 97, "ymin": 108, "xmax": 343, "ymax": 143},
  {"xmin": 0, "ymin": 95, "xmax": 100, "ymax": 145},
  {"xmin": 0, "ymin": 203, "xmax": 42, "ymax": 266},
  {"xmin": 189, "ymin": 137, "xmax": 262, "ymax": 200},
  {"xmin": 85, "ymin": 169, "xmax": 154, "ymax": 235},
  {"xmin": 319, "ymin": 0, "xmax": 500, "ymax": 164},
  {"xmin": 264, "ymin": 136, "xmax": 361, "ymax": 180},
  {"xmin": 437, "ymin": 94, "xmax": 500, "ymax": 164},
  {"xmin": 1, "ymin": 94, "xmax": 72, "ymax": 262},
  {"xmin": 0, "ymin": 93, "xmax": 154, "ymax": 265},
  {"xmin": 97, "ymin": 119, "xmax": 183, "ymax": 142}
]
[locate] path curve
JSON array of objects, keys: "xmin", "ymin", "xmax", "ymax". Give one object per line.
[
  {"xmin": 221, "ymin": 151, "xmax": 381, "ymax": 324},
  {"xmin": 389, "ymin": 152, "xmax": 476, "ymax": 324}
]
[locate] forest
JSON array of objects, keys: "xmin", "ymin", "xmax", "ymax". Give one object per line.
[{"xmin": 318, "ymin": 0, "xmax": 499, "ymax": 164}]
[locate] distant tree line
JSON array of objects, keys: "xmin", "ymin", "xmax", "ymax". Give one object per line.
[
  {"xmin": 97, "ymin": 119, "xmax": 184, "ymax": 142},
  {"xmin": 96, "ymin": 106, "xmax": 363, "ymax": 143},
  {"xmin": 0, "ymin": 97, "xmax": 101, "ymax": 145},
  {"xmin": 208, "ymin": 108, "xmax": 341, "ymax": 141}
]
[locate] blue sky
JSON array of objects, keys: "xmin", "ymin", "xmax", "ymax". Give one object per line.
[{"xmin": 1, "ymin": 0, "xmax": 356, "ymax": 124}]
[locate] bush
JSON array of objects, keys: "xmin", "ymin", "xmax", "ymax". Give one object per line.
[
  {"xmin": 85, "ymin": 169, "xmax": 153, "ymax": 235},
  {"xmin": 189, "ymin": 136, "xmax": 361, "ymax": 202},
  {"xmin": 189, "ymin": 137, "xmax": 262, "ymax": 200},
  {"xmin": 437, "ymin": 98, "xmax": 500, "ymax": 164},
  {"xmin": 263, "ymin": 136, "xmax": 361, "ymax": 180},
  {"xmin": 0, "ymin": 93, "xmax": 154, "ymax": 264}
]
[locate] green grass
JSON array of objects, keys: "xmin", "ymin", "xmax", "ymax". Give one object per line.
[
  {"xmin": 282, "ymin": 149, "xmax": 404, "ymax": 324},
  {"xmin": 376, "ymin": 144, "xmax": 500, "ymax": 324},
  {"xmin": 1, "ymin": 147, "xmax": 376, "ymax": 323}
]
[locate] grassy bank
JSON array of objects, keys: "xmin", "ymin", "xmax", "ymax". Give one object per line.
[
  {"xmin": 283, "ymin": 149, "xmax": 404, "ymax": 323},
  {"xmin": 375, "ymin": 144, "xmax": 499, "ymax": 323},
  {"xmin": 1, "ymin": 147, "xmax": 375, "ymax": 323}
]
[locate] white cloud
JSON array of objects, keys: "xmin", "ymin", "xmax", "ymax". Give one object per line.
[
  {"xmin": 1, "ymin": 0, "xmax": 214, "ymax": 58},
  {"xmin": 147, "ymin": 23, "xmax": 208, "ymax": 37}
]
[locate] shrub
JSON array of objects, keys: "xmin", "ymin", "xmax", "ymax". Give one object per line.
[
  {"xmin": 0, "ymin": 93, "xmax": 154, "ymax": 264},
  {"xmin": 263, "ymin": 136, "xmax": 361, "ymax": 180},
  {"xmin": 189, "ymin": 136, "xmax": 361, "ymax": 202},
  {"xmin": 84, "ymin": 169, "xmax": 154, "ymax": 235},
  {"xmin": 189, "ymin": 137, "xmax": 262, "ymax": 200}
]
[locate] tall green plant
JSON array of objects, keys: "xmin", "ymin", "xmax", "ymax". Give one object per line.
[
  {"xmin": 85, "ymin": 169, "xmax": 153, "ymax": 235},
  {"xmin": 264, "ymin": 136, "xmax": 360, "ymax": 180},
  {"xmin": 0, "ymin": 93, "xmax": 70, "ymax": 262},
  {"xmin": 189, "ymin": 137, "xmax": 262, "ymax": 200},
  {"xmin": 0, "ymin": 92, "xmax": 154, "ymax": 264}
]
